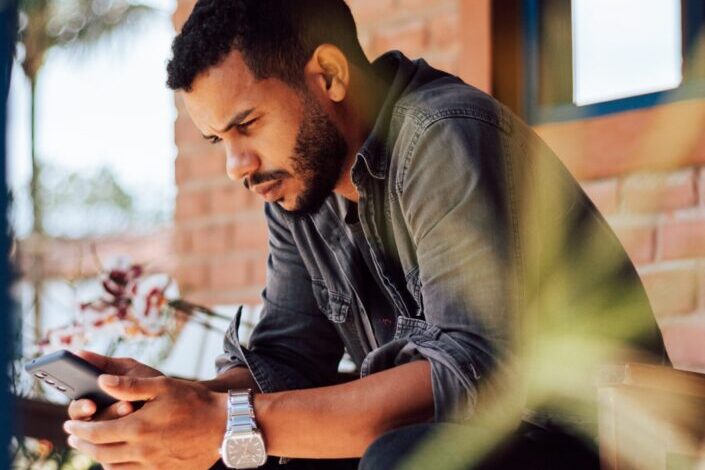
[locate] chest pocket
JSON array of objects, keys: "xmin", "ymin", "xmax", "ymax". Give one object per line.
[{"xmin": 311, "ymin": 280, "xmax": 351, "ymax": 323}]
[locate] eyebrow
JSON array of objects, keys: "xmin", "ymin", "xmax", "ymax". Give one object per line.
[{"xmin": 202, "ymin": 107, "xmax": 256, "ymax": 140}]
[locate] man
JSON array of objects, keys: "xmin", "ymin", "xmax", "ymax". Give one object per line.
[{"xmin": 63, "ymin": 0, "xmax": 666, "ymax": 468}]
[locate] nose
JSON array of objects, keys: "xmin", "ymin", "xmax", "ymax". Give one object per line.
[{"xmin": 225, "ymin": 149, "xmax": 260, "ymax": 182}]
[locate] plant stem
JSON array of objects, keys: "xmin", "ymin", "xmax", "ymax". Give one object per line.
[{"xmin": 29, "ymin": 75, "xmax": 44, "ymax": 342}]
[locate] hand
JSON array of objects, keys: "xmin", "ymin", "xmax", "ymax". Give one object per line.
[
  {"xmin": 64, "ymin": 374, "xmax": 228, "ymax": 470},
  {"xmin": 67, "ymin": 351, "xmax": 162, "ymax": 422}
]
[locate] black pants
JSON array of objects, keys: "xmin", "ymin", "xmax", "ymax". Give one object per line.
[{"xmin": 212, "ymin": 421, "xmax": 600, "ymax": 470}]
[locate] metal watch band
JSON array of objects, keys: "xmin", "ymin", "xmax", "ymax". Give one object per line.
[{"xmin": 226, "ymin": 389, "xmax": 258, "ymax": 434}]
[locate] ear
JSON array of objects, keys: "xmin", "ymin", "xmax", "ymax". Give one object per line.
[{"xmin": 305, "ymin": 44, "xmax": 350, "ymax": 103}]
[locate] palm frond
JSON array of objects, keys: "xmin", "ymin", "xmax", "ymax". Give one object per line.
[
  {"xmin": 49, "ymin": 1, "xmax": 160, "ymax": 51},
  {"xmin": 17, "ymin": 0, "xmax": 163, "ymax": 79}
]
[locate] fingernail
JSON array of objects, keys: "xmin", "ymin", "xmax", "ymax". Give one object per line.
[
  {"xmin": 101, "ymin": 374, "xmax": 119, "ymax": 386},
  {"xmin": 118, "ymin": 403, "xmax": 131, "ymax": 415},
  {"xmin": 67, "ymin": 435, "xmax": 77, "ymax": 448},
  {"xmin": 63, "ymin": 421, "xmax": 73, "ymax": 434},
  {"xmin": 82, "ymin": 402, "xmax": 93, "ymax": 413}
]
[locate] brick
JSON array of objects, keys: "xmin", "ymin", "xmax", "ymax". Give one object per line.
[
  {"xmin": 581, "ymin": 178, "xmax": 619, "ymax": 215},
  {"xmin": 397, "ymin": 0, "xmax": 452, "ymax": 12},
  {"xmin": 208, "ymin": 289, "xmax": 263, "ymax": 308},
  {"xmin": 186, "ymin": 235, "xmax": 208, "ymax": 257},
  {"xmin": 175, "ymin": 190, "xmax": 210, "ymax": 222},
  {"xmin": 661, "ymin": 322, "xmax": 705, "ymax": 370},
  {"xmin": 428, "ymin": 10, "xmax": 459, "ymax": 49},
  {"xmin": 701, "ymin": 263, "xmax": 705, "ymax": 312},
  {"xmin": 210, "ymin": 183, "xmax": 259, "ymax": 216},
  {"xmin": 346, "ymin": 0, "xmax": 395, "ymax": 27},
  {"xmin": 192, "ymin": 224, "xmax": 232, "ymax": 255},
  {"xmin": 250, "ymin": 257, "xmax": 268, "ymax": 286},
  {"xmin": 457, "ymin": 0, "xmax": 492, "ymax": 92},
  {"xmin": 173, "ymin": 93, "xmax": 186, "ymax": 114},
  {"xmin": 209, "ymin": 257, "xmax": 253, "ymax": 290},
  {"xmin": 172, "ymin": 0, "xmax": 196, "ymax": 31},
  {"xmin": 174, "ymin": 261, "xmax": 210, "ymax": 293},
  {"xmin": 186, "ymin": 291, "xmax": 215, "ymax": 307},
  {"xmin": 180, "ymin": 150, "xmax": 227, "ymax": 182},
  {"xmin": 640, "ymin": 267, "xmax": 698, "ymax": 317},
  {"xmin": 174, "ymin": 155, "xmax": 190, "ymax": 186},
  {"xmin": 239, "ymin": 292, "xmax": 264, "ymax": 306},
  {"xmin": 373, "ymin": 20, "xmax": 428, "ymax": 59},
  {"xmin": 660, "ymin": 219, "xmax": 705, "ymax": 260},
  {"xmin": 174, "ymin": 113, "xmax": 204, "ymax": 150},
  {"xmin": 613, "ymin": 224, "xmax": 656, "ymax": 265},
  {"xmin": 426, "ymin": 52, "xmax": 459, "ymax": 75},
  {"xmin": 232, "ymin": 220, "xmax": 269, "ymax": 252},
  {"xmin": 621, "ymin": 169, "xmax": 697, "ymax": 214},
  {"xmin": 534, "ymin": 99, "xmax": 705, "ymax": 181},
  {"xmin": 356, "ymin": 30, "xmax": 374, "ymax": 58},
  {"xmin": 174, "ymin": 229, "xmax": 193, "ymax": 254}
]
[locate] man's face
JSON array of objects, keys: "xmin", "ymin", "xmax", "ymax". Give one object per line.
[{"xmin": 183, "ymin": 50, "xmax": 348, "ymax": 216}]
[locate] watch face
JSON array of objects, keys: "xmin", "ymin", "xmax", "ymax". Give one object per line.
[{"xmin": 222, "ymin": 433, "xmax": 267, "ymax": 469}]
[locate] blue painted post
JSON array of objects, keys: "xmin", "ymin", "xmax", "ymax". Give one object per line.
[{"xmin": 0, "ymin": 1, "xmax": 17, "ymax": 468}]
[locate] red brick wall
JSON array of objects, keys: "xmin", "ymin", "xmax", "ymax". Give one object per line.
[
  {"xmin": 535, "ymin": 100, "xmax": 705, "ymax": 370},
  {"xmin": 173, "ymin": 90, "xmax": 267, "ymax": 305},
  {"xmin": 350, "ymin": 0, "xmax": 492, "ymax": 91},
  {"xmin": 171, "ymin": 1, "xmax": 705, "ymax": 369}
]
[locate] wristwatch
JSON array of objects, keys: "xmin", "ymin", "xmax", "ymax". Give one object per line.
[{"xmin": 220, "ymin": 389, "xmax": 268, "ymax": 469}]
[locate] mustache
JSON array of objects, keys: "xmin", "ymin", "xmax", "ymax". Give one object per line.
[{"xmin": 243, "ymin": 170, "xmax": 291, "ymax": 190}]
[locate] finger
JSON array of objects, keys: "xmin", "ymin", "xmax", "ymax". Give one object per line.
[
  {"xmin": 98, "ymin": 375, "xmax": 168, "ymax": 402},
  {"xmin": 77, "ymin": 351, "xmax": 141, "ymax": 376},
  {"xmin": 64, "ymin": 417, "xmax": 136, "ymax": 444},
  {"xmin": 68, "ymin": 399, "xmax": 96, "ymax": 420},
  {"xmin": 75, "ymin": 350, "xmax": 112, "ymax": 370},
  {"xmin": 94, "ymin": 401, "xmax": 134, "ymax": 421},
  {"xmin": 67, "ymin": 435, "xmax": 144, "ymax": 464}
]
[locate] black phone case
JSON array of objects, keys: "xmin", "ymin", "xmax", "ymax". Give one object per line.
[{"xmin": 25, "ymin": 350, "xmax": 117, "ymax": 408}]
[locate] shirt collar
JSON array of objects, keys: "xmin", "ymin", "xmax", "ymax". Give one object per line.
[{"xmin": 354, "ymin": 51, "xmax": 417, "ymax": 180}]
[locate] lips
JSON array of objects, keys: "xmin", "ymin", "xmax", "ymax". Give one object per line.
[{"xmin": 252, "ymin": 180, "xmax": 283, "ymax": 203}]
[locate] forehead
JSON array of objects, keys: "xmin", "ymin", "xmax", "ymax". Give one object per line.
[{"xmin": 183, "ymin": 50, "xmax": 298, "ymax": 132}]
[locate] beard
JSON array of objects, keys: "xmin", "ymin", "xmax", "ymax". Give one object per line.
[{"xmin": 285, "ymin": 91, "xmax": 349, "ymax": 217}]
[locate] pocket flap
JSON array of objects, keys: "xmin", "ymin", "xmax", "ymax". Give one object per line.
[{"xmin": 312, "ymin": 280, "xmax": 350, "ymax": 323}]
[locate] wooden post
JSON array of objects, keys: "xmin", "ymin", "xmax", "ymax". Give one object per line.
[
  {"xmin": 491, "ymin": 0, "xmax": 527, "ymax": 118},
  {"xmin": 0, "ymin": 1, "xmax": 16, "ymax": 467},
  {"xmin": 14, "ymin": 398, "xmax": 70, "ymax": 450}
]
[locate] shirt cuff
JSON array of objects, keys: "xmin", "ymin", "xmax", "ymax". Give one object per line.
[{"xmin": 360, "ymin": 317, "xmax": 488, "ymax": 422}]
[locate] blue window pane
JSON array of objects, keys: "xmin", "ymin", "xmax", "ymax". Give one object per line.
[{"xmin": 572, "ymin": 0, "xmax": 683, "ymax": 106}]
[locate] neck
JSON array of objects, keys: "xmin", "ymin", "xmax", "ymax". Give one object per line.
[{"xmin": 333, "ymin": 64, "xmax": 389, "ymax": 203}]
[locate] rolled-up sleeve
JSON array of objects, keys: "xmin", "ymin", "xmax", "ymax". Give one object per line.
[
  {"xmin": 216, "ymin": 203, "xmax": 345, "ymax": 393},
  {"xmin": 362, "ymin": 116, "xmax": 517, "ymax": 422}
]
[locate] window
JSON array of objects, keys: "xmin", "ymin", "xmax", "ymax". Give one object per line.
[
  {"xmin": 509, "ymin": 0, "xmax": 705, "ymax": 124},
  {"xmin": 572, "ymin": 0, "xmax": 683, "ymax": 106}
]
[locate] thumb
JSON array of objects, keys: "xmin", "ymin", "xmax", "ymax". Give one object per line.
[{"xmin": 98, "ymin": 375, "xmax": 167, "ymax": 401}]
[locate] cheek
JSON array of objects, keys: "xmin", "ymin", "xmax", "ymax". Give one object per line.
[{"xmin": 258, "ymin": 114, "xmax": 301, "ymax": 161}]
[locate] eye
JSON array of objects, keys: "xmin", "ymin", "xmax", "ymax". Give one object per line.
[
  {"xmin": 208, "ymin": 136, "xmax": 222, "ymax": 145},
  {"xmin": 235, "ymin": 118, "xmax": 258, "ymax": 134}
]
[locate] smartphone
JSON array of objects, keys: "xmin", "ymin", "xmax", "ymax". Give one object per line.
[{"xmin": 25, "ymin": 349, "xmax": 117, "ymax": 409}]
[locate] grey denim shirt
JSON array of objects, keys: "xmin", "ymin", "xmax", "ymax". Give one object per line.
[{"xmin": 216, "ymin": 51, "xmax": 665, "ymax": 424}]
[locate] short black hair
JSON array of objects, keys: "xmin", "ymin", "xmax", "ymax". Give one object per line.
[{"xmin": 166, "ymin": 0, "xmax": 369, "ymax": 92}]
